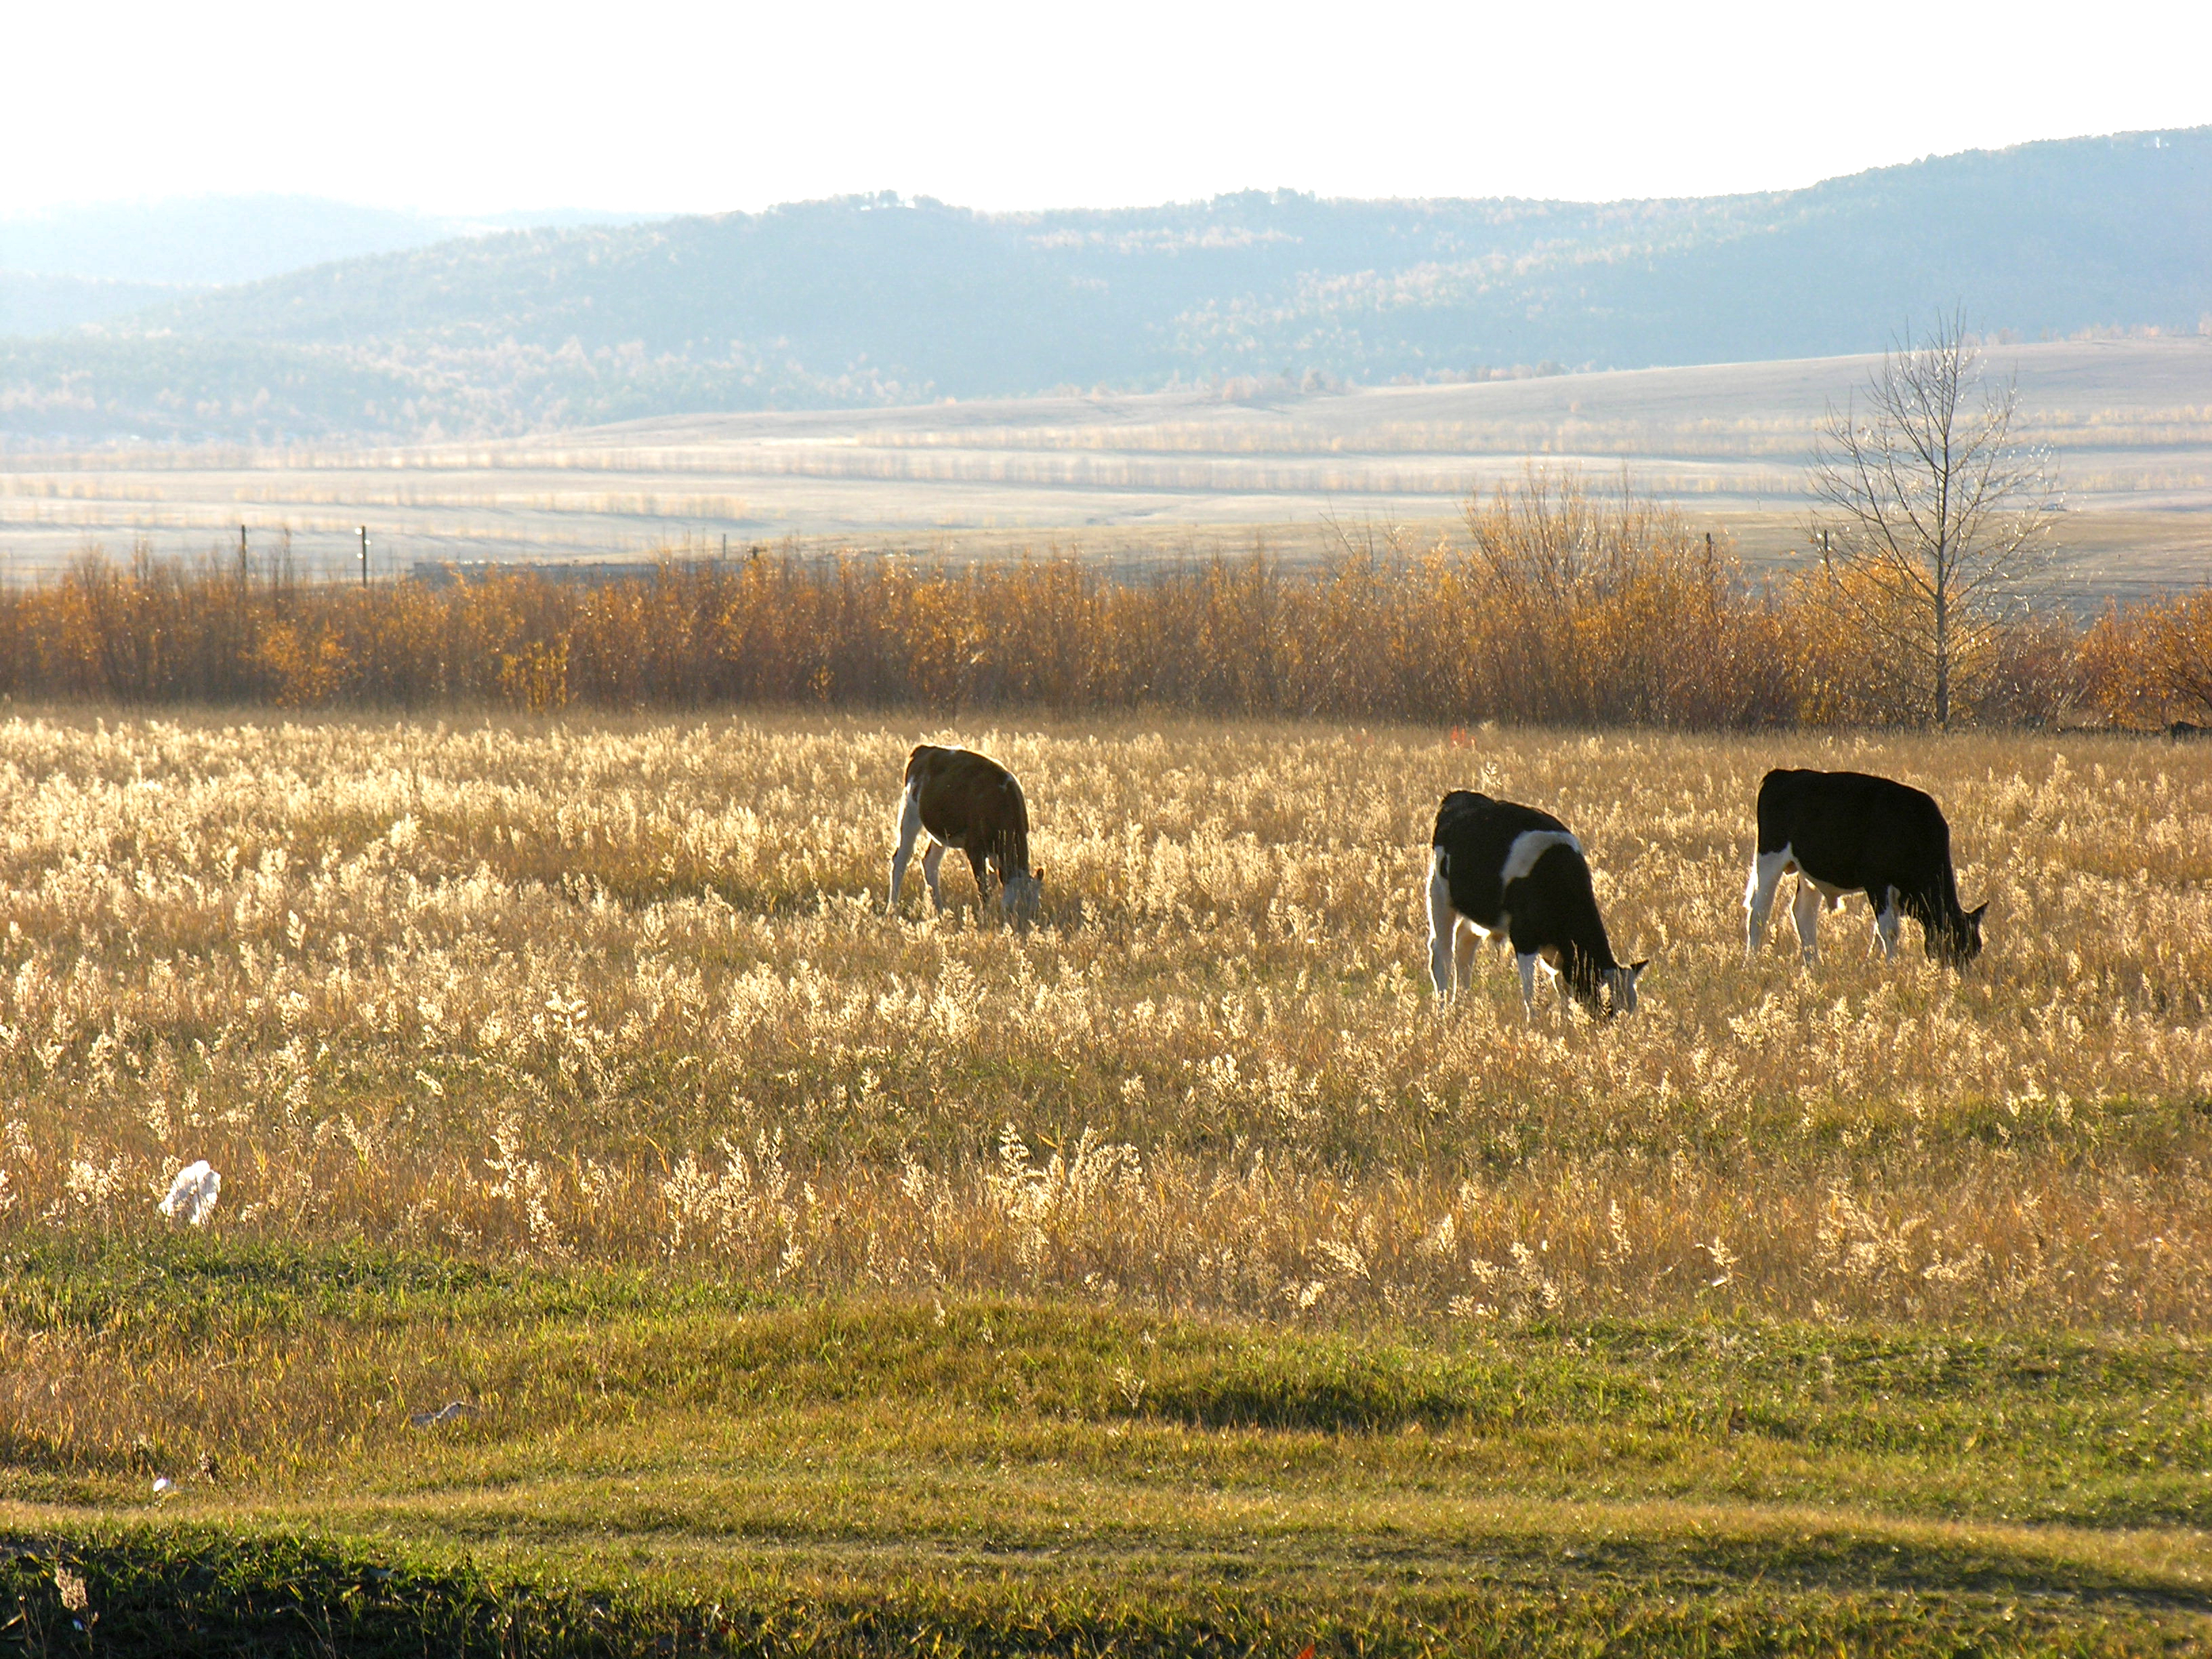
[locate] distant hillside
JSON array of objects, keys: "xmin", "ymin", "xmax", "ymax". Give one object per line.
[
  {"xmin": 0, "ymin": 271, "xmax": 191, "ymax": 335},
  {"xmin": 5, "ymin": 130, "xmax": 2208, "ymax": 445},
  {"xmin": 0, "ymin": 197, "xmax": 655, "ymax": 332}
]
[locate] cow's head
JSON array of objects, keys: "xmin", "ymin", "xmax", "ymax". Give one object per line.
[
  {"xmin": 1000, "ymin": 867, "xmax": 1044, "ymax": 933},
  {"xmin": 1557, "ymin": 952, "xmax": 1643, "ymax": 1019},
  {"xmin": 1605, "ymin": 959, "xmax": 1648, "ymax": 1016},
  {"xmin": 1931, "ymin": 902, "xmax": 1987, "ymax": 966}
]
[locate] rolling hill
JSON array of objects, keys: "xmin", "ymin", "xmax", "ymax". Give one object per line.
[
  {"xmin": 3, "ymin": 128, "xmax": 2207, "ymax": 446},
  {"xmin": 0, "ymin": 197, "xmax": 657, "ymax": 333}
]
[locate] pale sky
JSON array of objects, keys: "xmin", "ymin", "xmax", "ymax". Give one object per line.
[{"xmin": 7, "ymin": 0, "xmax": 2210, "ymax": 216}]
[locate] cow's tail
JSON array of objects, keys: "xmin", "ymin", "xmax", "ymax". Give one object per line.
[{"xmin": 1752, "ymin": 769, "xmax": 1791, "ymax": 855}]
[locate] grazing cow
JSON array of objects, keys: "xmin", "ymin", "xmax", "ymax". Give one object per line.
[
  {"xmin": 2171, "ymin": 720, "xmax": 2209, "ymax": 741},
  {"xmin": 1427, "ymin": 791, "xmax": 1645, "ymax": 1019},
  {"xmin": 1744, "ymin": 769, "xmax": 1985, "ymax": 965},
  {"xmin": 887, "ymin": 745, "xmax": 1043, "ymax": 928}
]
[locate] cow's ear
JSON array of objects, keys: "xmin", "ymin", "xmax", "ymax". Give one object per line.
[
  {"xmin": 1967, "ymin": 903, "xmax": 1989, "ymax": 924},
  {"xmin": 1031, "ymin": 864, "xmax": 1045, "ymax": 882},
  {"xmin": 1629, "ymin": 959, "xmax": 1649, "ymax": 977}
]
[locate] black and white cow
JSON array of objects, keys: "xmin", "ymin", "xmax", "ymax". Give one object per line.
[
  {"xmin": 888, "ymin": 745, "xmax": 1043, "ymax": 928},
  {"xmin": 1744, "ymin": 768, "xmax": 1985, "ymax": 965},
  {"xmin": 1427, "ymin": 791, "xmax": 1645, "ymax": 1019}
]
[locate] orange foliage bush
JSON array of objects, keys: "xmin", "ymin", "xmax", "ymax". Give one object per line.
[
  {"xmin": 2079, "ymin": 590, "xmax": 2212, "ymax": 730},
  {"xmin": 0, "ymin": 485, "xmax": 2197, "ymax": 730}
]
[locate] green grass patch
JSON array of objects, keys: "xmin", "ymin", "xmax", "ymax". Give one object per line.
[
  {"xmin": 5, "ymin": 1237, "xmax": 2212, "ymax": 1654},
  {"xmin": 3, "ymin": 1515, "xmax": 2203, "ymax": 1658}
]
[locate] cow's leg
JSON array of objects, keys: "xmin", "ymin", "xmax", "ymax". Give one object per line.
[
  {"xmin": 964, "ymin": 846, "xmax": 994, "ymax": 915},
  {"xmin": 1515, "ymin": 951, "xmax": 1542, "ymax": 1021},
  {"xmin": 920, "ymin": 841, "xmax": 947, "ymax": 911},
  {"xmin": 1453, "ymin": 918, "xmax": 1480, "ymax": 994},
  {"xmin": 1744, "ymin": 847, "xmax": 1791, "ymax": 960},
  {"xmin": 886, "ymin": 781, "xmax": 924, "ymax": 914},
  {"xmin": 1789, "ymin": 878, "xmax": 1823, "ymax": 962},
  {"xmin": 1425, "ymin": 852, "xmax": 1457, "ymax": 1000},
  {"xmin": 1871, "ymin": 886, "xmax": 1902, "ymax": 958}
]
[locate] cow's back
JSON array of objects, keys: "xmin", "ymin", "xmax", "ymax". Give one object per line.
[
  {"xmin": 909, "ymin": 745, "xmax": 1022, "ymax": 848},
  {"xmin": 1758, "ymin": 768, "xmax": 1952, "ymax": 892},
  {"xmin": 1433, "ymin": 791, "xmax": 1572, "ymax": 925}
]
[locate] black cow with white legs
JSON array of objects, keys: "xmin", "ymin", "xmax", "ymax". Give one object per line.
[
  {"xmin": 1744, "ymin": 769, "xmax": 1985, "ymax": 966},
  {"xmin": 1427, "ymin": 791, "xmax": 1645, "ymax": 1019}
]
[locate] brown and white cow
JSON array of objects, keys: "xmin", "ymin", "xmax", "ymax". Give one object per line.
[{"xmin": 887, "ymin": 745, "xmax": 1043, "ymax": 928}]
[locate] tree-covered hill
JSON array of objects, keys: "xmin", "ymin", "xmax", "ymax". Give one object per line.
[{"xmin": 6, "ymin": 128, "xmax": 2206, "ymax": 445}]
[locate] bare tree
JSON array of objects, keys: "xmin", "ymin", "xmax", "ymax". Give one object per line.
[{"xmin": 1808, "ymin": 312, "xmax": 2061, "ymax": 728}]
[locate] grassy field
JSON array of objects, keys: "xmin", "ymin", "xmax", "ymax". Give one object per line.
[{"xmin": 3, "ymin": 710, "xmax": 2211, "ymax": 1652}]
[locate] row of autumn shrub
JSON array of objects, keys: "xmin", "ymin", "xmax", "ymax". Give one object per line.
[{"xmin": 1, "ymin": 487, "xmax": 2206, "ymax": 729}]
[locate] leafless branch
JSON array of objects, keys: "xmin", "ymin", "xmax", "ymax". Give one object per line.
[{"xmin": 1806, "ymin": 310, "xmax": 2062, "ymax": 726}]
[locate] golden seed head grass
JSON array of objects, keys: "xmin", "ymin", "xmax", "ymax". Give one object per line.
[{"xmin": 1, "ymin": 710, "xmax": 2209, "ymax": 1328}]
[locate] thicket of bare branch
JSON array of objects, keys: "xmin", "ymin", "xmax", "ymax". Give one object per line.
[{"xmin": 1809, "ymin": 315, "xmax": 2062, "ymax": 728}]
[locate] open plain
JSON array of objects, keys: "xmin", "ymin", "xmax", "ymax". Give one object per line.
[
  {"xmin": 2, "ymin": 709, "xmax": 2211, "ymax": 1651},
  {"xmin": 3, "ymin": 337, "xmax": 2209, "ymax": 600}
]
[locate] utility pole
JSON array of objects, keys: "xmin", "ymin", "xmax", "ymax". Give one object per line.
[
  {"xmin": 359, "ymin": 525, "xmax": 370, "ymax": 588},
  {"xmin": 238, "ymin": 525, "xmax": 249, "ymax": 586}
]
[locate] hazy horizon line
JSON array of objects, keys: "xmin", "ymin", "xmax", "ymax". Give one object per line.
[{"xmin": 5, "ymin": 122, "xmax": 2203, "ymax": 225}]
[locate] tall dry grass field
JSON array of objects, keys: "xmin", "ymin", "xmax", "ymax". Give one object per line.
[{"xmin": 3, "ymin": 710, "xmax": 2208, "ymax": 1347}]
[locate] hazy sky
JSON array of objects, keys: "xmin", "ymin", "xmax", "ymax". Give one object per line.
[{"xmin": 9, "ymin": 0, "xmax": 2209, "ymax": 215}]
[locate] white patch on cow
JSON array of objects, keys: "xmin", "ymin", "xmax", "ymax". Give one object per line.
[
  {"xmin": 920, "ymin": 840, "xmax": 947, "ymax": 909},
  {"xmin": 1501, "ymin": 829, "xmax": 1581, "ymax": 887},
  {"xmin": 1743, "ymin": 844, "xmax": 1796, "ymax": 959},
  {"xmin": 1748, "ymin": 842, "xmax": 1854, "ymax": 965}
]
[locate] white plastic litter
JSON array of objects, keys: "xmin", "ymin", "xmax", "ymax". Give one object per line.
[
  {"xmin": 157, "ymin": 1161, "xmax": 221, "ymax": 1226},
  {"xmin": 407, "ymin": 1400, "xmax": 482, "ymax": 1429}
]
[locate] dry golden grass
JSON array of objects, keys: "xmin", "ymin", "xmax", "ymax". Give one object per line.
[{"xmin": 2, "ymin": 710, "xmax": 2209, "ymax": 1340}]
